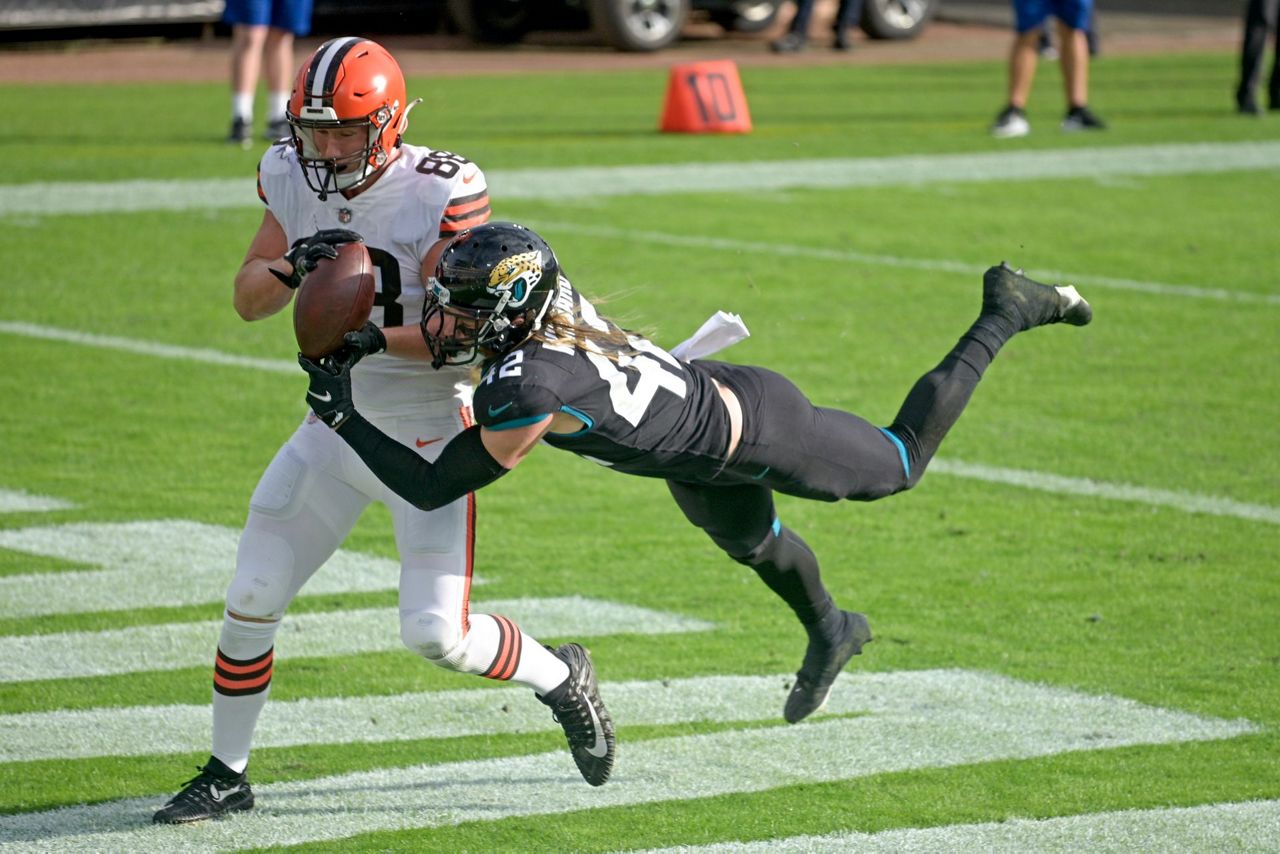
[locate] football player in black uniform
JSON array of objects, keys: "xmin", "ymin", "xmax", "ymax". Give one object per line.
[{"xmin": 301, "ymin": 222, "xmax": 1093, "ymax": 727}]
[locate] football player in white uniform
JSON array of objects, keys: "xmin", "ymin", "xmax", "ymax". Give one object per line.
[{"xmin": 155, "ymin": 38, "xmax": 610, "ymax": 824}]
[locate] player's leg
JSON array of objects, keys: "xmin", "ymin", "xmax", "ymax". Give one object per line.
[
  {"xmin": 385, "ymin": 411, "xmax": 614, "ymax": 784},
  {"xmin": 155, "ymin": 420, "xmax": 369, "ymax": 823},
  {"xmin": 260, "ymin": 27, "xmax": 294, "ymax": 140},
  {"xmin": 666, "ymin": 480, "xmax": 871, "ymax": 723},
  {"xmin": 886, "ymin": 262, "xmax": 1091, "ymax": 486}
]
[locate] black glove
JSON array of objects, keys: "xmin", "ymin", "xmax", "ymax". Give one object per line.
[
  {"xmin": 341, "ymin": 321, "xmax": 387, "ymax": 362},
  {"xmin": 270, "ymin": 228, "xmax": 363, "ymax": 290},
  {"xmin": 299, "ymin": 352, "xmax": 356, "ymax": 429}
]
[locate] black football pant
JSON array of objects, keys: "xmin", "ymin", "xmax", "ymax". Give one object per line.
[{"xmin": 667, "ymin": 316, "xmax": 1009, "ymax": 626}]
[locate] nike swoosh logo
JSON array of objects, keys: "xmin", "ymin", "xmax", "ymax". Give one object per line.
[
  {"xmin": 583, "ymin": 682, "xmax": 609, "ymax": 758},
  {"xmin": 487, "ymin": 401, "xmax": 514, "ymax": 418},
  {"xmin": 415, "ymin": 437, "xmax": 443, "ymax": 448},
  {"xmin": 462, "ymin": 170, "xmax": 478, "ymax": 184},
  {"xmin": 209, "ymin": 783, "xmax": 242, "ymax": 802},
  {"xmin": 308, "ymin": 390, "xmax": 332, "ymax": 402}
]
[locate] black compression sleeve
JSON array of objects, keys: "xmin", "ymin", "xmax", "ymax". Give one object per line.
[{"xmin": 336, "ymin": 415, "xmax": 509, "ymax": 511}]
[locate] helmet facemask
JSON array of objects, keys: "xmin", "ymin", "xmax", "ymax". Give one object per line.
[
  {"xmin": 419, "ymin": 223, "xmax": 561, "ymax": 370},
  {"xmin": 289, "ymin": 101, "xmax": 412, "ymax": 200},
  {"xmin": 421, "ymin": 278, "xmax": 552, "ymax": 369}
]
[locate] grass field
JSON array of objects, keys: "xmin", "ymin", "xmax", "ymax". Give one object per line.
[{"xmin": 0, "ymin": 48, "xmax": 1278, "ymax": 851}]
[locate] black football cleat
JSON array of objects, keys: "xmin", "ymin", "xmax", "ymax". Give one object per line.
[
  {"xmin": 153, "ymin": 757, "xmax": 254, "ymax": 824},
  {"xmin": 538, "ymin": 643, "xmax": 616, "ymax": 786},
  {"xmin": 982, "ymin": 261, "xmax": 1093, "ymax": 331},
  {"xmin": 784, "ymin": 610, "xmax": 873, "ymax": 724}
]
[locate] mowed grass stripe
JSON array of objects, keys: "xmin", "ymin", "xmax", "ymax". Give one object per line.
[
  {"xmin": 631, "ymin": 800, "xmax": 1280, "ymax": 854},
  {"xmin": 0, "ymin": 670, "xmax": 1254, "ymax": 852},
  {"xmin": 5, "ymin": 141, "xmax": 1280, "ymax": 215},
  {"xmin": 0, "ymin": 597, "xmax": 712, "ymax": 683}
]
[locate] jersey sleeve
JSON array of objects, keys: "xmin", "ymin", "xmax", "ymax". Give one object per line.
[
  {"xmin": 474, "ymin": 379, "xmax": 561, "ymax": 431},
  {"xmin": 473, "ymin": 351, "xmax": 564, "ymax": 431},
  {"xmin": 255, "ymin": 144, "xmax": 297, "ymax": 217},
  {"xmin": 439, "ymin": 163, "xmax": 491, "ymax": 239}
]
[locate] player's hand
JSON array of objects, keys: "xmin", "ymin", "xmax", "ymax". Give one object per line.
[
  {"xmin": 271, "ymin": 229, "xmax": 364, "ymax": 290},
  {"xmin": 340, "ymin": 321, "xmax": 387, "ymax": 363},
  {"xmin": 299, "ymin": 352, "xmax": 356, "ymax": 429}
]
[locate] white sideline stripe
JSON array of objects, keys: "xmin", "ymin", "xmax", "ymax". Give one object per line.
[
  {"xmin": 630, "ymin": 800, "xmax": 1280, "ymax": 854},
  {"xmin": 0, "ymin": 597, "xmax": 712, "ymax": 683},
  {"xmin": 4, "ymin": 142, "xmax": 1280, "ymax": 216},
  {"xmin": 1, "ymin": 325, "xmax": 1276, "ymax": 527},
  {"xmin": 0, "ymin": 490, "xmax": 73, "ymax": 514},
  {"xmin": 536, "ymin": 221, "xmax": 1280, "ymax": 307},
  {"xmin": 0, "ymin": 322, "xmax": 297, "ymax": 374},
  {"xmin": 928, "ymin": 459, "xmax": 1280, "ymax": 525},
  {"xmin": 0, "ymin": 669, "xmax": 1255, "ymax": 852}
]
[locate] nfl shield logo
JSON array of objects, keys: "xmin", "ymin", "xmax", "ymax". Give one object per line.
[{"xmin": 338, "ymin": 208, "xmax": 353, "ymax": 224}]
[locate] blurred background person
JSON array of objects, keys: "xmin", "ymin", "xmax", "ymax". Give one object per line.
[
  {"xmin": 771, "ymin": 0, "xmax": 866, "ymax": 52},
  {"xmin": 224, "ymin": 0, "xmax": 314, "ymax": 145},
  {"xmin": 991, "ymin": 0, "xmax": 1106, "ymax": 138},
  {"xmin": 1236, "ymin": 0, "xmax": 1279, "ymax": 114}
]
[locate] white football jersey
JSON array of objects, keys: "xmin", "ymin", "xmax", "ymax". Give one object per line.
[{"xmin": 257, "ymin": 141, "xmax": 491, "ymax": 415}]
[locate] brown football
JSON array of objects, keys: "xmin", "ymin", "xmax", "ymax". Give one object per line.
[{"xmin": 293, "ymin": 241, "xmax": 376, "ymax": 359}]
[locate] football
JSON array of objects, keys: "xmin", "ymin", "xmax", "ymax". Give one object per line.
[{"xmin": 293, "ymin": 241, "xmax": 376, "ymax": 359}]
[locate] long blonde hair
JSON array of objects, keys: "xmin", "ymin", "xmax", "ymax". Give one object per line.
[{"xmin": 528, "ymin": 278, "xmax": 648, "ymax": 363}]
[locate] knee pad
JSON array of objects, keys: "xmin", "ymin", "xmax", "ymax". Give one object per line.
[
  {"xmin": 226, "ymin": 528, "xmax": 298, "ymax": 620},
  {"xmin": 400, "ymin": 610, "xmax": 464, "ymax": 661}
]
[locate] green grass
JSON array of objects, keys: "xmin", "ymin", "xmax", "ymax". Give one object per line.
[{"xmin": 0, "ymin": 49, "xmax": 1278, "ymax": 850}]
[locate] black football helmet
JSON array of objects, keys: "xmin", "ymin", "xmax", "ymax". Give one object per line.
[{"xmin": 421, "ymin": 222, "xmax": 560, "ymax": 368}]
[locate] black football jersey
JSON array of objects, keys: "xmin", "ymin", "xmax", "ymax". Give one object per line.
[{"xmin": 472, "ymin": 281, "xmax": 733, "ymax": 482}]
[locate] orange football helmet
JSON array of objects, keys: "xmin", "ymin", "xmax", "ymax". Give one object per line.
[{"xmin": 286, "ymin": 37, "xmax": 419, "ymax": 199}]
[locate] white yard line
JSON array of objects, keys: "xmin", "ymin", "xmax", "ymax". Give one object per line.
[
  {"xmin": 0, "ymin": 669, "xmax": 1255, "ymax": 852},
  {"xmin": 0, "ymin": 520, "xmax": 407, "ymax": 618},
  {"xmin": 630, "ymin": 800, "xmax": 1280, "ymax": 854},
  {"xmin": 0, "ymin": 596, "xmax": 712, "ymax": 683},
  {"xmin": 926, "ymin": 459, "xmax": 1280, "ymax": 525},
  {"xmin": 536, "ymin": 221, "xmax": 1280, "ymax": 306},
  {"xmin": 0, "ymin": 490, "xmax": 73, "ymax": 514},
  {"xmin": 4, "ymin": 141, "xmax": 1280, "ymax": 215}
]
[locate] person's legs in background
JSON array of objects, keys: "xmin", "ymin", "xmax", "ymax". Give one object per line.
[
  {"xmin": 261, "ymin": 26, "xmax": 295, "ymax": 140},
  {"xmin": 771, "ymin": 0, "xmax": 817, "ymax": 52},
  {"xmin": 228, "ymin": 22, "xmax": 268, "ymax": 145}
]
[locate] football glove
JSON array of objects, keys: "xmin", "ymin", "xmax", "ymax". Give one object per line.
[
  {"xmin": 270, "ymin": 228, "xmax": 363, "ymax": 290},
  {"xmin": 299, "ymin": 351, "xmax": 356, "ymax": 429},
  {"xmin": 341, "ymin": 321, "xmax": 387, "ymax": 361}
]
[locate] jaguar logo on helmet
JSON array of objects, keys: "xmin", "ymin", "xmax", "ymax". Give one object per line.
[{"xmin": 487, "ymin": 250, "xmax": 544, "ymax": 308}]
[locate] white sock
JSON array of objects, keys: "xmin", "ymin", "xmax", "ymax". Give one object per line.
[
  {"xmin": 438, "ymin": 613, "xmax": 570, "ymax": 694},
  {"xmin": 232, "ymin": 92, "xmax": 254, "ymax": 123},
  {"xmin": 267, "ymin": 91, "xmax": 290, "ymax": 122},
  {"xmin": 210, "ymin": 613, "xmax": 279, "ymax": 773}
]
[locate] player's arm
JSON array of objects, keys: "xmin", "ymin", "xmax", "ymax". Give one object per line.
[
  {"xmin": 233, "ymin": 211, "xmax": 363, "ymax": 323},
  {"xmin": 233, "ymin": 209, "xmax": 295, "ymax": 321}
]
